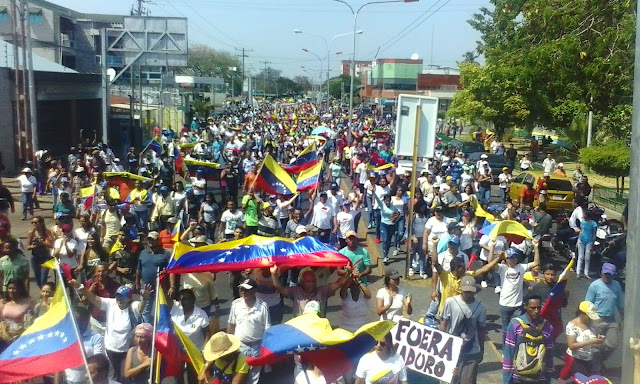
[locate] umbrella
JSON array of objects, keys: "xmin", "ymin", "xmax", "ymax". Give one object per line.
[{"xmin": 311, "ymin": 126, "xmax": 330, "ymax": 136}]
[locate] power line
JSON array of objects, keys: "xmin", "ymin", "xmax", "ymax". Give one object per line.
[
  {"xmin": 371, "ymin": 0, "xmax": 444, "ymax": 55},
  {"xmin": 176, "ymin": 1, "xmax": 246, "ymax": 47},
  {"xmin": 376, "ymin": 0, "xmax": 453, "ymax": 54}
]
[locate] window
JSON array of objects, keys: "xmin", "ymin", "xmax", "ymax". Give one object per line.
[
  {"xmin": 28, "ymin": 8, "xmax": 43, "ymax": 24},
  {"xmin": 0, "ymin": 7, "xmax": 8, "ymax": 22},
  {"xmin": 513, "ymin": 173, "xmax": 526, "ymax": 184}
]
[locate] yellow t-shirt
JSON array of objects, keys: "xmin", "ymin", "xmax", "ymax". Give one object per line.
[
  {"xmin": 213, "ymin": 353, "xmax": 249, "ymax": 375},
  {"xmin": 438, "ymin": 270, "xmax": 475, "ymax": 316},
  {"xmin": 343, "ymin": 146, "xmax": 351, "ymax": 160}
]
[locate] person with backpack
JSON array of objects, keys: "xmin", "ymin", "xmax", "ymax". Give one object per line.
[
  {"xmin": 440, "ymin": 275, "xmax": 487, "ymax": 384},
  {"xmin": 502, "ymin": 294, "xmax": 554, "ymax": 384}
]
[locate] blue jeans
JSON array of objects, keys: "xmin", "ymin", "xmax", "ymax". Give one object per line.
[
  {"xmin": 499, "ymin": 187, "xmax": 508, "ymax": 203},
  {"xmin": 478, "ymin": 186, "xmax": 491, "ymax": 205},
  {"xmin": 374, "ymin": 209, "xmax": 382, "ymax": 239},
  {"xmin": 132, "ymin": 209, "xmax": 149, "ymax": 232},
  {"xmin": 21, "ymin": 192, "xmax": 33, "ymax": 218},
  {"xmin": 141, "ymin": 294, "xmax": 155, "ymax": 323},
  {"xmin": 380, "ymin": 222, "xmax": 396, "ymax": 259},
  {"xmin": 31, "ymin": 252, "xmax": 51, "ymax": 288},
  {"xmin": 411, "ymin": 237, "xmax": 426, "ymax": 274},
  {"xmin": 353, "ymin": 211, "xmax": 362, "ymax": 233},
  {"xmin": 426, "ymin": 297, "xmax": 440, "ymax": 318},
  {"xmin": 577, "ymin": 240, "xmax": 593, "ymax": 276},
  {"xmin": 500, "ymin": 305, "xmax": 523, "ymax": 340},
  {"xmin": 394, "ymin": 217, "xmax": 405, "ymax": 249}
]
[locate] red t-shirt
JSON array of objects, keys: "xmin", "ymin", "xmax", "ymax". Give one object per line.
[
  {"xmin": 158, "ymin": 229, "xmax": 175, "ymax": 250},
  {"xmin": 520, "ymin": 188, "xmax": 537, "ymax": 206}
]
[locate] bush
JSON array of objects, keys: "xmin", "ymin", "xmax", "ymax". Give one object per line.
[
  {"xmin": 502, "ymin": 133, "xmax": 515, "ymax": 142},
  {"xmin": 579, "ymin": 139, "xmax": 630, "ymax": 177}
]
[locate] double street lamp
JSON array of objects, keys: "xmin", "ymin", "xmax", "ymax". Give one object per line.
[
  {"xmin": 294, "ymin": 29, "xmax": 364, "ymax": 111},
  {"xmin": 331, "ymin": 0, "xmax": 419, "ymax": 140}
]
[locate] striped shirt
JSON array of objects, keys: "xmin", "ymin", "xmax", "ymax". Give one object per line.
[{"xmin": 502, "ymin": 314, "xmax": 554, "ymax": 384}]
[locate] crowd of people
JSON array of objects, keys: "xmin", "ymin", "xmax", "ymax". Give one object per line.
[{"xmin": 0, "ymin": 100, "xmax": 626, "ymax": 384}]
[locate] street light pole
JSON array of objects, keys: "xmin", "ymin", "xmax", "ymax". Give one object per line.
[{"xmin": 332, "ymin": 0, "xmax": 418, "ymax": 141}]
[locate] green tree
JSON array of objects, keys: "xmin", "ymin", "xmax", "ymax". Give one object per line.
[
  {"xmin": 326, "ymin": 75, "xmax": 360, "ymax": 101},
  {"xmin": 580, "ymin": 139, "xmax": 631, "ymax": 192},
  {"xmin": 180, "ymin": 44, "xmax": 243, "ymax": 93},
  {"xmin": 293, "ymin": 76, "xmax": 313, "ymax": 92},
  {"xmin": 464, "ymin": 0, "xmax": 635, "ymax": 135}
]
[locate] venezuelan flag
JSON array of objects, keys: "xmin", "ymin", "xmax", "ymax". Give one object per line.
[
  {"xmin": 487, "ymin": 220, "xmax": 532, "ymax": 244},
  {"xmin": 80, "ymin": 184, "xmax": 97, "ymax": 210},
  {"xmin": 541, "ymin": 257, "xmax": 574, "ymax": 340},
  {"xmin": 155, "ymin": 285, "xmax": 204, "ymax": 377},
  {"xmin": 167, "ymin": 235, "xmax": 350, "ymax": 274},
  {"xmin": 470, "ymin": 196, "xmax": 496, "ymax": 222},
  {"xmin": 110, "ymin": 239, "xmax": 125, "ymax": 254},
  {"xmin": 254, "ymin": 154, "xmax": 297, "ymax": 196},
  {"xmin": 296, "ymin": 161, "xmax": 323, "ymax": 191},
  {"xmin": 171, "ymin": 220, "xmax": 182, "ymax": 242},
  {"xmin": 184, "ymin": 159, "xmax": 221, "ymax": 181},
  {"xmin": 174, "ymin": 151, "xmax": 187, "ymax": 178},
  {"xmin": 104, "ymin": 172, "xmax": 153, "ymax": 202},
  {"xmin": 146, "ymin": 137, "xmax": 165, "ymax": 156},
  {"xmin": 0, "ymin": 280, "xmax": 83, "ymax": 382},
  {"xmin": 246, "ymin": 312, "xmax": 395, "ymax": 383},
  {"xmin": 284, "ymin": 143, "xmax": 318, "ymax": 174}
]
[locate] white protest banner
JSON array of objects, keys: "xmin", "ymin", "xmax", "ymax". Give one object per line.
[{"xmin": 391, "ymin": 318, "xmax": 462, "ymax": 383}]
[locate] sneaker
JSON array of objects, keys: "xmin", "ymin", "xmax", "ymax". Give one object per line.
[
  {"xmin": 392, "ymin": 250, "xmax": 399, "ymax": 256},
  {"xmin": 494, "ymin": 286, "xmax": 502, "ymax": 294},
  {"xmin": 375, "ymin": 238, "xmax": 381, "ymax": 244},
  {"xmin": 367, "ymin": 222, "xmax": 374, "ymax": 229},
  {"xmin": 585, "ymin": 275, "xmax": 593, "ymax": 280},
  {"xmin": 480, "ymin": 281, "xmax": 488, "ymax": 288},
  {"xmin": 576, "ymin": 274, "xmax": 582, "ymax": 280},
  {"xmin": 383, "ymin": 257, "xmax": 389, "ymax": 264},
  {"xmin": 420, "ymin": 272, "xmax": 429, "ymax": 279},
  {"xmin": 21, "ymin": 216, "xmax": 27, "ymax": 221},
  {"xmin": 408, "ymin": 268, "xmax": 415, "ymax": 277}
]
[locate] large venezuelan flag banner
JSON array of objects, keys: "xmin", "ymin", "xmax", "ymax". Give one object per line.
[
  {"xmin": 247, "ymin": 312, "xmax": 395, "ymax": 383},
  {"xmin": 167, "ymin": 235, "xmax": 350, "ymax": 274},
  {"xmin": 0, "ymin": 281, "xmax": 83, "ymax": 382}
]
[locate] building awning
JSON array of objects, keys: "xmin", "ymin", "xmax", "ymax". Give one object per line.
[
  {"xmin": 111, "ymin": 103, "xmax": 158, "ymax": 111},
  {"xmin": 28, "ymin": 8, "xmax": 42, "ymax": 14}
]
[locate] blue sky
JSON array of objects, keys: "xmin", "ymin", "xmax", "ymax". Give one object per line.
[{"xmin": 52, "ymin": 0, "xmax": 490, "ymax": 77}]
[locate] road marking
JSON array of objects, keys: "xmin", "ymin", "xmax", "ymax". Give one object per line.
[{"xmin": 488, "ymin": 339, "xmax": 502, "ymax": 360}]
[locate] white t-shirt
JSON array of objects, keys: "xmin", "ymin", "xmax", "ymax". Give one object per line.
[
  {"xmin": 191, "ymin": 177, "xmax": 207, "ymax": 196},
  {"xmin": 228, "ymin": 297, "xmax": 271, "ymax": 343},
  {"xmin": 424, "ymin": 217, "xmax": 448, "ymax": 243},
  {"xmin": 340, "ymin": 294, "xmax": 370, "ymax": 334},
  {"xmin": 496, "ymin": 263, "xmax": 528, "ymax": 307},
  {"xmin": 73, "ymin": 227, "xmax": 95, "ymax": 256},
  {"xmin": 357, "ymin": 163, "xmax": 368, "ymax": 184},
  {"xmin": 170, "ymin": 303, "xmax": 210, "ymax": 350},
  {"xmin": 355, "ymin": 351, "xmax": 408, "ymax": 384},
  {"xmin": 336, "ymin": 211, "xmax": 355, "ymax": 238},
  {"xmin": 220, "ymin": 209, "xmax": 244, "ymax": 235},
  {"xmin": 478, "ymin": 234, "xmax": 506, "ymax": 261},
  {"xmin": 17, "ymin": 175, "xmax": 37, "ymax": 193},
  {"xmin": 520, "ymin": 158, "xmax": 531, "ymax": 169},
  {"xmin": 565, "ymin": 321, "xmax": 598, "ymax": 360},
  {"xmin": 328, "ymin": 190, "xmax": 345, "ymax": 214},
  {"xmin": 372, "ymin": 185, "xmax": 390, "ymax": 210},
  {"xmin": 437, "ymin": 250, "xmax": 470, "ymax": 272},
  {"xmin": 311, "ymin": 202, "xmax": 335, "ymax": 230},
  {"xmin": 54, "ymin": 237, "xmax": 79, "ymax": 268},
  {"xmin": 461, "ymin": 173, "xmax": 475, "ymax": 188},
  {"xmin": 499, "ymin": 173, "xmax": 511, "ymax": 189},
  {"xmin": 412, "ymin": 215, "xmax": 428, "ymax": 238},
  {"xmin": 99, "ymin": 298, "xmax": 141, "ymax": 352},
  {"xmin": 376, "ymin": 288, "xmax": 406, "ymax": 322},
  {"xmin": 459, "ymin": 223, "xmax": 476, "ymax": 251}
]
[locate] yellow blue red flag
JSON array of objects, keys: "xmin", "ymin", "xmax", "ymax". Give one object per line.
[
  {"xmin": 167, "ymin": 235, "xmax": 350, "ymax": 274},
  {"xmin": 171, "ymin": 220, "xmax": 182, "ymax": 242},
  {"xmin": 155, "ymin": 285, "xmax": 204, "ymax": 377},
  {"xmin": 285, "ymin": 143, "xmax": 318, "ymax": 174},
  {"xmin": 246, "ymin": 312, "xmax": 395, "ymax": 383},
  {"xmin": 296, "ymin": 161, "xmax": 323, "ymax": 191},
  {"xmin": 146, "ymin": 137, "xmax": 164, "ymax": 156},
  {"xmin": 0, "ymin": 280, "xmax": 83, "ymax": 382},
  {"xmin": 254, "ymin": 154, "xmax": 297, "ymax": 196},
  {"xmin": 80, "ymin": 184, "xmax": 97, "ymax": 210}
]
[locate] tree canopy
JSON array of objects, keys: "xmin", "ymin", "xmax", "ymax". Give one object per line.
[
  {"xmin": 179, "ymin": 44, "xmax": 243, "ymax": 93},
  {"xmin": 448, "ymin": 0, "xmax": 635, "ymax": 141}
]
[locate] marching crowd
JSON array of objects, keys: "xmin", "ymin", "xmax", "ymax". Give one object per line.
[{"xmin": 0, "ymin": 100, "xmax": 625, "ymax": 384}]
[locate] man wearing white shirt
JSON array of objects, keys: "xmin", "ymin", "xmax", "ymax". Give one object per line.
[
  {"xmin": 307, "ymin": 191, "xmax": 337, "ymax": 244},
  {"xmin": 327, "ymin": 183, "xmax": 345, "ymax": 213},
  {"xmin": 478, "ymin": 234, "xmax": 506, "ymax": 292},
  {"xmin": 542, "ymin": 152, "xmax": 557, "ymax": 173},
  {"xmin": 228, "ymin": 279, "xmax": 270, "ymax": 384}
]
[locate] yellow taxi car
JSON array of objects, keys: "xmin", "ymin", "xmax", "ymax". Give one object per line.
[{"xmin": 508, "ymin": 170, "xmax": 575, "ymax": 212}]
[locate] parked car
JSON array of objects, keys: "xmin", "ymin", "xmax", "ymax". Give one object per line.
[
  {"xmin": 508, "ymin": 170, "xmax": 575, "ymax": 212},
  {"xmin": 468, "ymin": 153, "xmax": 508, "ymax": 182},
  {"xmin": 449, "ymin": 139, "xmax": 484, "ymax": 155}
]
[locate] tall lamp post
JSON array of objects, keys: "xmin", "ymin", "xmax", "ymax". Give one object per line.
[
  {"xmin": 331, "ymin": 0, "xmax": 418, "ymax": 140},
  {"xmin": 295, "ymin": 29, "xmax": 363, "ymax": 112}
]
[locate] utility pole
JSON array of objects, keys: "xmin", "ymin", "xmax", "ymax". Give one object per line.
[
  {"xmin": 131, "ymin": 0, "xmax": 148, "ymax": 16},
  {"xmin": 234, "ymin": 48, "xmax": 253, "ymax": 81},
  {"xmin": 24, "ymin": 0, "xmax": 37, "ymax": 154},
  {"xmin": 259, "ymin": 60, "xmax": 271, "ymax": 98},
  {"xmin": 19, "ymin": 0, "xmax": 30, "ymax": 158},
  {"xmin": 10, "ymin": 0, "xmax": 22, "ymax": 165}
]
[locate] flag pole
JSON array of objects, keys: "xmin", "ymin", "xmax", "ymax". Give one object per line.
[
  {"xmin": 53, "ymin": 263, "xmax": 95, "ymax": 384},
  {"xmin": 149, "ymin": 268, "xmax": 161, "ymax": 384}
]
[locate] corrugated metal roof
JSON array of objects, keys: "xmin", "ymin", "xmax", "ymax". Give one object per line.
[{"xmin": 0, "ymin": 40, "xmax": 78, "ymax": 73}]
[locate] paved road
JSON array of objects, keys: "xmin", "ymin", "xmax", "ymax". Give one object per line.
[{"xmin": 2, "ymin": 177, "xmax": 622, "ymax": 384}]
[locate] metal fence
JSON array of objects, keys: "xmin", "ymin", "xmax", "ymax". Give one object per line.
[{"xmin": 592, "ymin": 184, "xmax": 628, "ymax": 212}]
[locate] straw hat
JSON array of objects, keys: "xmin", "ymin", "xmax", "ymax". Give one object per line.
[{"xmin": 203, "ymin": 332, "xmax": 241, "ymax": 362}]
